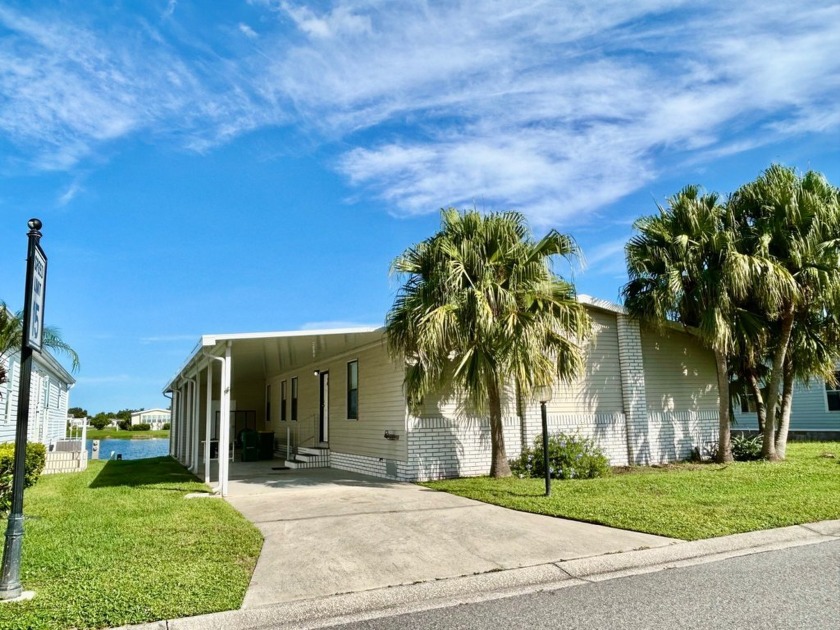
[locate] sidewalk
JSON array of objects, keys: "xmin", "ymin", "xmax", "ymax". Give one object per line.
[{"xmin": 127, "ymin": 519, "xmax": 839, "ymax": 629}]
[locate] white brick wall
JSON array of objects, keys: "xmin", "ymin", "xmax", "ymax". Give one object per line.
[
  {"xmin": 648, "ymin": 410, "xmax": 719, "ymax": 462},
  {"xmin": 616, "ymin": 315, "xmax": 652, "ymax": 465}
]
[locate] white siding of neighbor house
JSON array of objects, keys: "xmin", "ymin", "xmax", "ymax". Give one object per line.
[
  {"xmin": 268, "ymin": 341, "xmax": 407, "ymax": 463},
  {"xmin": 0, "ymin": 351, "xmax": 73, "ymax": 447},
  {"xmin": 732, "ymin": 379, "xmax": 840, "ymax": 433}
]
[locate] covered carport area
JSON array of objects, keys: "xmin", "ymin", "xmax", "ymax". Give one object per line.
[{"xmin": 163, "ymin": 326, "xmax": 382, "ymax": 496}]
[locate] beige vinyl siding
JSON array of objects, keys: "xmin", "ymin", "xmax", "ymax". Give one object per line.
[
  {"xmin": 640, "ymin": 326, "xmax": 718, "ymax": 413},
  {"xmin": 268, "ymin": 341, "xmax": 408, "ymax": 461},
  {"xmin": 268, "ymin": 370, "xmax": 320, "ymax": 446},
  {"xmin": 417, "ymin": 383, "xmax": 518, "ymax": 419},
  {"xmin": 232, "ymin": 380, "xmax": 268, "ymax": 430},
  {"xmin": 325, "ymin": 343, "xmax": 407, "ymax": 461},
  {"xmin": 547, "ymin": 310, "xmax": 624, "ymax": 414}
]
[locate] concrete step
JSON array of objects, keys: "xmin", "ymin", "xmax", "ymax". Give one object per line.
[{"xmin": 284, "ymin": 447, "xmax": 330, "ymax": 469}]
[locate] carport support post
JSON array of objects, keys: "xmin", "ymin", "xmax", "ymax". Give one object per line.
[
  {"xmin": 190, "ymin": 376, "xmax": 200, "ymax": 475},
  {"xmin": 220, "ymin": 342, "xmax": 232, "ymax": 497},
  {"xmin": 205, "ymin": 363, "xmax": 212, "ymax": 485}
]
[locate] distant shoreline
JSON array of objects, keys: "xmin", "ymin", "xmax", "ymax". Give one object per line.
[{"xmin": 82, "ymin": 429, "xmax": 170, "ymax": 441}]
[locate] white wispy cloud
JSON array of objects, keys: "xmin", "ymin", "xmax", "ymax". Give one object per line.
[
  {"xmin": 0, "ymin": 4, "xmax": 285, "ymax": 169},
  {"xmin": 0, "ymin": 1, "xmax": 838, "ymax": 224},
  {"xmin": 238, "ymin": 23, "xmax": 258, "ymax": 39},
  {"xmin": 268, "ymin": 0, "xmax": 840, "ymax": 222},
  {"xmin": 56, "ymin": 180, "xmax": 84, "ymax": 206}
]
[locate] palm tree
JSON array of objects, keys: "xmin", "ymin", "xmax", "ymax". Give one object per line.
[
  {"xmin": 623, "ymin": 186, "xmax": 790, "ymax": 463},
  {"xmin": 0, "ymin": 301, "xmax": 80, "ymax": 390},
  {"xmin": 728, "ymin": 166, "xmax": 840, "ymax": 459},
  {"xmin": 386, "ymin": 209, "xmax": 590, "ymax": 477}
]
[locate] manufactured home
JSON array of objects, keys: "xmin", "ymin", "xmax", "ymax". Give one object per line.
[
  {"xmin": 165, "ymin": 297, "xmax": 721, "ymax": 494},
  {"xmin": 1, "ymin": 347, "xmax": 75, "ymax": 447}
]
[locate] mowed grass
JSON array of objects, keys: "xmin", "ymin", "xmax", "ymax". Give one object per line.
[
  {"xmin": 422, "ymin": 442, "xmax": 840, "ymax": 541},
  {"xmin": 84, "ymin": 429, "xmax": 170, "ymax": 440},
  {"xmin": 0, "ymin": 457, "xmax": 262, "ymax": 630}
]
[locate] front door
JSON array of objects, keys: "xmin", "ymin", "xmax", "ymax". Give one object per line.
[{"xmin": 319, "ymin": 371, "xmax": 329, "ymax": 443}]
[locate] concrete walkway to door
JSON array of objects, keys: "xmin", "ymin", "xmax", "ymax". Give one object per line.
[{"xmin": 224, "ymin": 464, "xmax": 676, "ymax": 609}]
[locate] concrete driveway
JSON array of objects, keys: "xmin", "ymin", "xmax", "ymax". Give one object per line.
[{"xmin": 224, "ymin": 463, "xmax": 676, "ymax": 609}]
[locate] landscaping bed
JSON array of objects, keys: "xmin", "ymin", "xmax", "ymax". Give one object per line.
[
  {"xmin": 422, "ymin": 442, "xmax": 840, "ymax": 540},
  {"xmin": 0, "ymin": 457, "xmax": 262, "ymax": 630}
]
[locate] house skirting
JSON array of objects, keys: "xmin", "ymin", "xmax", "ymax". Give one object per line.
[{"xmin": 331, "ymin": 408, "xmax": 719, "ymax": 482}]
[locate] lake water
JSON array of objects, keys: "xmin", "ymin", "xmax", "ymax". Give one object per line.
[{"xmin": 86, "ymin": 438, "xmax": 170, "ymax": 461}]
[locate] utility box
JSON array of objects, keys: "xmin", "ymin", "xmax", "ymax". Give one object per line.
[{"xmin": 258, "ymin": 431, "xmax": 275, "ymax": 460}]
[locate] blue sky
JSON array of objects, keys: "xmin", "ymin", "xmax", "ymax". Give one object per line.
[{"xmin": 1, "ymin": 1, "xmax": 839, "ymax": 414}]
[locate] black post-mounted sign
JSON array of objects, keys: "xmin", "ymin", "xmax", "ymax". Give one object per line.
[
  {"xmin": 26, "ymin": 244, "xmax": 47, "ymax": 352},
  {"xmin": 0, "ymin": 218, "xmax": 46, "ymax": 601}
]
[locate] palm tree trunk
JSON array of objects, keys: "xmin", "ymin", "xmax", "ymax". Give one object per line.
[
  {"xmin": 774, "ymin": 358, "xmax": 795, "ymax": 459},
  {"xmin": 747, "ymin": 372, "xmax": 766, "ymax": 435},
  {"xmin": 762, "ymin": 308, "xmax": 795, "ymax": 460},
  {"xmin": 488, "ymin": 376, "xmax": 511, "ymax": 477},
  {"xmin": 714, "ymin": 349, "xmax": 733, "ymax": 463}
]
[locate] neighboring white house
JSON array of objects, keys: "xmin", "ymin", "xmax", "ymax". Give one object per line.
[
  {"xmin": 1, "ymin": 347, "xmax": 75, "ymax": 448},
  {"xmin": 164, "ymin": 296, "xmax": 722, "ymax": 494},
  {"xmin": 732, "ymin": 367, "xmax": 840, "ymax": 438},
  {"xmin": 131, "ymin": 408, "xmax": 171, "ymax": 429}
]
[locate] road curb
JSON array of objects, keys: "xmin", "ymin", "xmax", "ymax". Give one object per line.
[{"xmin": 123, "ymin": 520, "xmax": 840, "ymax": 630}]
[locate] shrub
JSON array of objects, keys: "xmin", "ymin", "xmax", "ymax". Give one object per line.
[
  {"xmin": 131, "ymin": 423, "xmax": 151, "ymax": 431},
  {"xmin": 732, "ymin": 433, "xmax": 763, "ymax": 461},
  {"xmin": 162, "ymin": 422, "xmax": 170, "ymax": 430},
  {"xmin": 90, "ymin": 415, "xmax": 110, "ymax": 430},
  {"xmin": 510, "ymin": 432, "xmax": 610, "ymax": 480},
  {"xmin": 0, "ymin": 442, "xmax": 47, "ymax": 513}
]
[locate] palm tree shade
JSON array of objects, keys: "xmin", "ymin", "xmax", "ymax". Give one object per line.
[{"xmin": 0, "ymin": 301, "xmax": 80, "ymax": 389}]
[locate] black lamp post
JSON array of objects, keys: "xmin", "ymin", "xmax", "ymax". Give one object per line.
[
  {"xmin": 535, "ymin": 385, "xmax": 553, "ymax": 497},
  {"xmin": 0, "ymin": 219, "xmax": 46, "ymax": 601}
]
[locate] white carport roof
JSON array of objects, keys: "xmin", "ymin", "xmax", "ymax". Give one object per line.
[{"xmin": 163, "ymin": 326, "xmax": 386, "ymax": 391}]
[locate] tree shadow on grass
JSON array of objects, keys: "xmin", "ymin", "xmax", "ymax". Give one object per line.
[{"xmin": 89, "ymin": 456, "xmax": 200, "ymax": 490}]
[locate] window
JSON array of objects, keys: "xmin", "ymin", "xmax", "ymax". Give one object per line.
[
  {"xmin": 266, "ymin": 384, "xmax": 271, "ymax": 423},
  {"xmin": 347, "ymin": 360, "xmax": 358, "ymax": 420},
  {"xmin": 280, "ymin": 380, "xmax": 287, "ymax": 421},
  {"xmin": 826, "ymin": 371, "xmax": 840, "ymax": 411},
  {"xmin": 291, "ymin": 377, "xmax": 298, "ymax": 421},
  {"xmin": 740, "ymin": 393, "xmax": 758, "ymax": 413}
]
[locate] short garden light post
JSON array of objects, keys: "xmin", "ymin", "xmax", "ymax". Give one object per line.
[{"xmin": 535, "ymin": 385, "xmax": 553, "ymax": 497}]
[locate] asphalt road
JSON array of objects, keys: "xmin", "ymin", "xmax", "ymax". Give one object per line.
[{"xmin": 326, "ymin": 540, "xmax": 840, "ymax": 630}]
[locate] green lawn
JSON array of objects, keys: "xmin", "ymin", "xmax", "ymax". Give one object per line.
[
  {"xmin": 422, "ymin": 442, "xmax": 840, "ymax": 541},
  {"xmin": 0, "ymin": 457, "xmax": 262, "ymax": 630},
  {"xmin": 84, "ymin": 428, "xmax": 170, "ymax": 440}
]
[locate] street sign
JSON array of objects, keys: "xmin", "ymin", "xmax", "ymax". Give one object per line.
[{"xmin": 25, "ymin": 245, "xmax": 47, "ymax": 351}]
